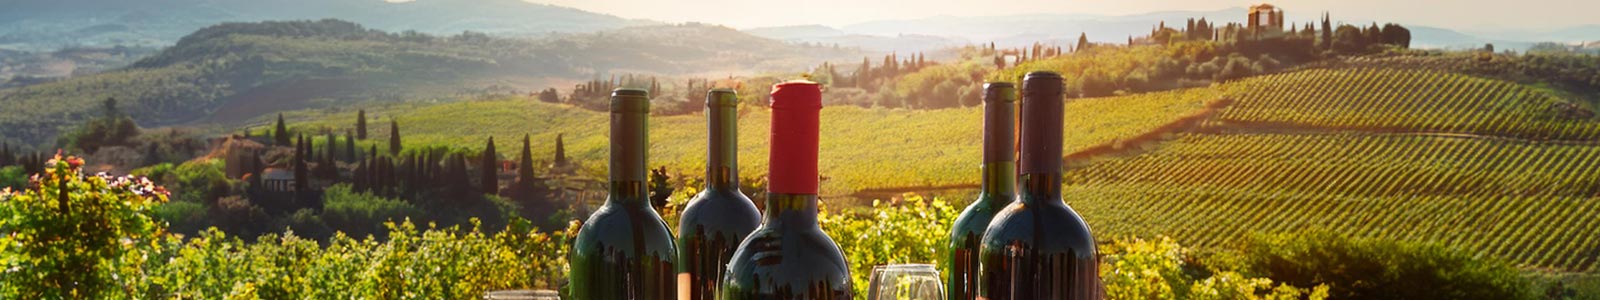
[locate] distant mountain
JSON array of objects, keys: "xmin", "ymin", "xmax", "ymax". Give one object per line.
[
  {"xmin": 742, "ymin": 9, "xmax": 1251, "ymax": 53},
  {"xmin": 838, "ymin": 9, "xmax": 1247, "ymax": 48},
  {"xmin": 0, "ymin": 0, "xmax": 655, "ymax": 51},
  {"xmin": 1409, "ymin": 26, "xmax": 1495, "ymax": 49},
  {"xmin": 820, "ymin": 8, "xmax": 1595, "ymax": 52},
  {"xmin": 743, "ymin": 25, "xmax": 965, "ymax": 53},
  {"xmin": 744, "ymin": 25, "xmax": 850, "ymax": 40},
  {"xmin": 1541, "ymin": 25, "xmax": 1600, "ymax": 42},
  {"xmin": 1460, "ymin": 25, "xmax": 1600, "ymax": 47},
  {"xmin": 0, "ymin": 20, "xmax": 865, "ymax": 145}
]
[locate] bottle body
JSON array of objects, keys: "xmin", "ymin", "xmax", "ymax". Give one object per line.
[
  {"xmin": 722, "ymin": 80, "xmax": 853, "ymax": 299},
  {"xmin": 721, "ymin": 194, "xmax": 853, "ymax": 299},
  {"xmin": 946, "ymin": 82, "xmax": 1018, "ymax": 300},
  {"xmin": 977, "ymin": 178, "xmax": 1099, "ymax": 300},
  {"xmin": 570, "ymin": 88, "xmax": 678, "ymax": 300},
  {"xmin": 978, "ymin": 72, "xmax": 1101, "ymax": 300},
  {"xmin": 677, "ymin": 89, "xmax": 762, "ymax": 300},
  {"xmin": 570, "ymin": 194, "xmax": 679, "ymax": 299}
]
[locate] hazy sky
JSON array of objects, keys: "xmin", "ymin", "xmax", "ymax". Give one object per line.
[{"xmin": 529, "ymin": 0, "xmax": 1598, "ymax": 31}]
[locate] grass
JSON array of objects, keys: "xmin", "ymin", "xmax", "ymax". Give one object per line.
[{"xmin": 285, "ymin": 88, "xmax": 1219, "ymax": 197}]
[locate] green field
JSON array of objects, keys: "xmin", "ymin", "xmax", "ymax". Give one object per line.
[{"xmin": 288, "ymin": 87, "xmax": 1220, "ymax": 196}]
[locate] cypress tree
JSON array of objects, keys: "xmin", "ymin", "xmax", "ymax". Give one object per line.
[
  {"xmin": 302, "ymin": 134, "xmax": 314, "ymax": 162},
  {"xmin": 275, "ymin": 113, "xmax": 291, "ymax": 146},
  {"xmin": 1321, "ymin": 12, "xmax": 1334, "ymax": 51},
  {"xmin": 1, "ymin": 142, "xmax": 12, "ymax": 167},
  {"xmin": 452, "ymin": 153, "xmax": 472, "ymax": 198},
  {"xmin": 345, "ymin": 131, "xmax": 357, "ymax": 162},
  {"xmin": 518, "ymin": 134, "xmax": 534, "ymax": 184},
  {"xmin": 379, "ymin": 156, "xmax": 392, "ymax": 195},
  {"xmin": 325, "ymin": 133, "xmax": 337, "ymax": 165},
  {"xmin": 353, "ymin": 158, "xmax": 368, "ymax": 193},
  {"xmin": 375, "ymin": 157, "xmax": 389, "ymax": 196},
  {"xmin": 389, "ymin": 120, "xmax": 402, "ymax": 156},
  {"xmin": 356, "ymin": 109, "xmax": 368, "ymax": 140},
  {"xmin": 293, "ymin": 136, "xmax": 309, "ymax": 192},
  {"xmin": 481, "ymin": 137, "xmax": 498, "ymax": 195},
  {"xmin": 1077, "ymin": 33, "xmax": 1091, "ymax": 52},
  {"xmin": 554, "ymin": 133, "xmax": 567, "ymax": 164},
  {"xmin": 406, "ymin": 154, "xmax": 419, "ymax": 196}
]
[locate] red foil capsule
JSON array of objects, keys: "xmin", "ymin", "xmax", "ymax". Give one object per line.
[{"xmin": 768, "ymin": 80, "xmax": 822, "ymax": 195}]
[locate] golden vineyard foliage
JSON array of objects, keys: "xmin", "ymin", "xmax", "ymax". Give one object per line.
[
  {"xmin": 1220, "ymin": 68, "xmax": 1600, "ymax": 139},
  {"xmin": 1065, "ymin": 133, "xmax": 1600, "ymax": 272},
  {"xmin": 0, "ymin": 163, "xmax": 1335, "ymax": 300}
]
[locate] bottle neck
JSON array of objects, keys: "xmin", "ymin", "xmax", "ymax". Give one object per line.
[
  {"xmin": 980, "ymin": 162, "xmax": 1016, "ymax": 197},
  {"xmin": 1018, "ymin": 72, "xmax": 1064, "ymax": 207},
  {"xmin": 980, "ymin": 84, "xmax": 1016, "ymax": 199},
  {"xmin": 761, "ymin": 193, "xmax": 819, "ymax": 228},
  {"xmin": 1018, "ymin": 172, "xmax": 1062, "ymax": 206},
  {"xmin": 705, "ymin": 103, "xmax": 739, "ymax": 191},
  {"xmin": 609, "ymin": 109, "xmax": 648, "ymax": 205}
]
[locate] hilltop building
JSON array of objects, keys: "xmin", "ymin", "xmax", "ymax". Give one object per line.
[{"xmin": 1248, "ymin": 4, "xmax": 1285, "ymax": 32}]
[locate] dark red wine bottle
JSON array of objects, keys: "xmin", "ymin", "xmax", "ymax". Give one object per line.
[
  {"xmin": 569, "ymin": 88, "xmax": 677, "ymax": 299},
  {"xmin": 721, "ymin": 81, "xmax": 852, "ymax": 299},
  {"xmin": 676, "ymin": 89, "xmax": 762, "ymax": 300},
  {"xmin": 978, "ymin": 72, "xmax": 1101, "ymax": 300},
  {"xmin": 946, "ymin": 82, "xmax": 1017, "ymax": 300}
]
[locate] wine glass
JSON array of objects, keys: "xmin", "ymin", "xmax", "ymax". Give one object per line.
[
  {"xmin": 483, "ymin": 289, "xmax": 560, "ymax": 300},
  {"xmin": 867, "ymin": 264, "xmax": 945, "ymax": 300}
]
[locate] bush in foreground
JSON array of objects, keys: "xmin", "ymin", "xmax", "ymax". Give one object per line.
[
  {"xmin": 0, "ymin": 155, "xmax": 168, "ymax": 299},
  {"xmin": 1237, "ymin": 231, "xmax": 1533, "ymax": 300},
  {"xmin": 0, "ymin": 158, "xmax": 1549, "ymax": 299}
]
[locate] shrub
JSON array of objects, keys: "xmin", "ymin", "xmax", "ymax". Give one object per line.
[
  {"xmin": 1237, "ymin": 231, "xmax": 1533, "ymax": 300},
  {"xmin": 823, "ymin": 194, "xmax": 960, "ymax": 293},
  {"xmin": 320, "ymin": 184, "xmax": 421, "ymax": 239},
  {"xmin": 0, "ymin": 155, "xmax": 168, "ymax": 299},
  {"xmin": 1103, "ymin": 237, "xmax": 1328, "ymax": 300},
  {"xmin": 0, "ymin": 166, "xmax": 25, "ymax": 190},
  {"xmin": 153, "ymin": 200, "xmax": 209, "ymax": 234}
]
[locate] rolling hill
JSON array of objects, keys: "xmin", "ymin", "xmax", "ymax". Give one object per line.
[
  {"xmin": 0, "ymin": 19, "xmax": 866, "ymax": 146},
  {"xmin": 0, "ymin": 0, "xmax": 655, "ymax": 51},
  {"xmin": 282, "ymin": 61, "xmax": 1600, "ymax": 272}
]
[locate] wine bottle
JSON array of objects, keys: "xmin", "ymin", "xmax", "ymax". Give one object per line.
[
  {"xmin": 978, "ymin": 72, "xmax": 1101, "ymax": 300},
  {"xmin": 569, "ymin": 88, "xmax": 677, "ymax": 300},
  {"xmin": 677, "ymin": 89, "xmax": 762, "ymax": 300},
  {"xmin": 946, "ymin": 82, "xmax": 1017, "ymax": 300},
  {"xmin": 722, "ymin": 81, "xmax": 852, "ymax": 299}
]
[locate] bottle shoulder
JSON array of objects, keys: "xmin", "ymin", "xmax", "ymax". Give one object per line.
[
  {"xmin": 725, "ymin": 225, "xmax": 851, "ymax": 277},
  {"xmin": 678, "ymin": 189, "xmax": 762, "ymax": 231},
  {"xmin": 574, "ymin": 204, "xmax": 677, "ymax": 255},
  {"xmin": 949, "ymin": 194, "xmax": 1009, "ymax": 243},
  {"xmin": 979, "ymin": 200, "xmax": 1097, "ymax": 255}
]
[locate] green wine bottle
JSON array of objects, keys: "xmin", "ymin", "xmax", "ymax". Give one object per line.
[
  {"xmin": 722, "ymin": 80, "xmax": 852, "ymax": 299},
  {"xmin": 978, "ymin": 72, "xmax": 1101, "ymax": 300},
  {"xmin": 946, "ymin": 82, "xmax": 1016, "ymax": 300},
  {"xmin": 569, "ymin": 88, "xmax": 677, "ymax": 299},
  {"xmin": 676, "ymin": 89, "xmax": 762, "ymax": 300}
]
